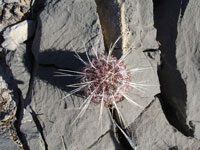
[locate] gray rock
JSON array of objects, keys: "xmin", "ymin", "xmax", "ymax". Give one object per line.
[
  {"xmin": 88, "ymin": 131, "xmax": 123, "ymax": 150},
  {"xmin": 30, "ymin": 1, "xmax": 112, "ymax": 149},
  {"xmin": 115, "ymin": 0, "xmax": 160, "ymax": 128},
  {"xmin": 32, "ymin": 0, "xmax": 104, "ymax": 68},
  {"xmin": 6, "ymin": 44, "xmax": 32, "ymax": 100},
  {"xmin": 153, "ymin": 0, "xmax": 193, "ymax": 136},
  {"xmin": 0, "ymin": 24, "xmax": 5, "ymax": 33},
  {"xmin": 116, "ymin": 49, "xmax": 160, "ymax": 128},
  {"xmin": 130, "ymin": 98, "xmax": 200, "ymax": 150},
  {"xmin": 121, "ymin": 0, "xmax": 159, "ymax": 51},
  {"xmin": 0, "ymin": 128, "xmax": 19, "ymax": 150},
  {"xmin": 29, "ymin": 49, "xmax": 160, "ymax": 149},
  {"xmin": 94, "ymin": 0, "xmax": 122, "ymax": 51},
  {"xmin": 5, "ymin": 44, "xmax": 43, "ymax": 149},
  {"xmin": 29, "ymin": 0, "xmax": 160, "ymax": 149},
  {"xmin": 0, "ymin": 64, "xmax": 19, "ymax": 124},
  {"xmin": 30, "ymin": 65, "xmax": 112, "ymax": 149},
  {"xmin": 176, "ymin": 0, "xmax": 200, "ymax": 139},
  {"xmin": 20, "ymin": 107, "xmax": 46, "ymax": 150}
]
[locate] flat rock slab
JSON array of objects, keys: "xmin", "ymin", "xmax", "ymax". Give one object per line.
[
  {"xmin": 29, "ymin": 50, "xmax": 160, "ymax": 149},
  {"xmin": 28, "ymin": 0, "xmax": 160, "ymax": 149},
  {"xmin": 130, "ymin": 98, "xmax": 200, "ymax": 150},
  {"xmin": 29, "ymin": 0, "xmax": 110, "ymax": 149},
  {"xmin": 153, "ymin": 0, "xmax": 195, "ymax": 136},
  {"xmin": 116, "ymin": 0, "xmax": 160, "ymax": 127},
  {"xmin": 116, "ymin": 49, "xmax": 160, "ymax": 128},
  {"xmin": 32, "ymin": 0, "xmax": 104, "ymax": 68},
  {"xmin": 30, "ymin": 65, "xmax": 112, "ymax": 149},
  {"xmin": 88, "ymin": 131, "xmax": 123, "ymax": 150},
  {"xmin": 29, "ymin": 0, "xmax": 105, "ymax": 148},
  {"xmin": 4, "ymin": 44, "xmax": 50, "ymax": 149},
  {"xmin": 176, "ymin": 0, "xmax": 200, "ymax": 139},
  {"xmin": 1, "ymin": 0, "xmax": 200, "ymax": 149},
  {"xmin": 5, "ymin": 44, "xmax": 32, "ymax": 100},
  {"xmin": 20, "ymin": 107, "xmax": 46, "ymax": 150},
  {"xmin": 121, "ymin": 0, "xmax": 158, "ymax": 51}
]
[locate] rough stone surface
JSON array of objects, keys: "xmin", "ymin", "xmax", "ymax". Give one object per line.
[
  {"xmin": 29, "ymin": 0, "xmax": 160, "ymax": 149},
  {"xmin": 30, "ymin": 0, "xmax": 110, "ymax": 149},
  {"xmin": 30, "ymin": 65, "xmax": 112, "ymax": 149},
  {"xmin": 117, "ymin": 49, "xmax": 160, "ymax": 128},
  {"xmin": 2, "ymin": 0, "xmax": 200, "ymax": 149},
  {"xmin": 153, "ymin": 0, "xmax": 193, "ymax": 136},
  {"xmin": 130, "ymin": 98, "xmax": 200, "ymax": 150},
  {"xmin": 88, "ymin": 131, "xmax": 124, "ymax": 150},
  {"xmin": 0, "ymin": 64, "xmax": 18, "ymax": 124},
  {"xmin": 4, "ymin": 43, "xmax": 45, "ymax": 149},
  {"xmin": 121, "ymin": 0, "xmax": 159, "ymax": 51},
  {"xmin": 20, "ymin": 107, "xmax": 45, "ymax": 150},
  {"xmin": 176, "ymin": 0, "xmax": 200, "ymax": 139},
  {"xmin": 32, "ymin": 0, "xmax": 104, "ymax": 68},
  {"xmin": 114, "ymin": 0, "xmax": 160, "ymax": 128},
  {"xmin": 95, "ymin": 0, "xmax": 122, "ymax": 50},
  {"xmin": 0, "ymin": 24, "xmax": 5, "ymax": 32},
  {"xmin": 6, "ymin": 44, "xmax": 32, "ymax": 99},
  {"xmin": 0, "ymin": 128, "xmax": 19, "ymax": 150}
]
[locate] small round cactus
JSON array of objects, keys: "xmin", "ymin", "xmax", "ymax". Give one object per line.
[{"xmin": 81, "ymin": 54, "xmax": 131, "ymax": 107}]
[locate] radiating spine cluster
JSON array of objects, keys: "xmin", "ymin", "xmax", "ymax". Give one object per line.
[
  {"xmin": 81, "ymin": 53, "xmax": 131, "ymax": 107},
  {"xmin": 55, "ymin": 38, "xmax": 154, "ymax": 125}
]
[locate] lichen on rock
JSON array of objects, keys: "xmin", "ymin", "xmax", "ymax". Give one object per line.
[
  {"xmin": 0, "ymin": 76, "xmax": 16, "ymax": 123},
  {"xmin": 0, "ymin": 76, "xmax": 23, "ymax": 149},
  {"xmin": 0, "ymin": 0, "xmax": 31, "ymax": 27}
]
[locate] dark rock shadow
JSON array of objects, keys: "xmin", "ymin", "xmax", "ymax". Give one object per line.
[
  {"xmin": 180, "ymin": 0, "xmax": 189, "ymax": 19},
  {"xmin": 153, "ymin": 0, "xmax": 192, "ymax": 136},
  {"xmin": 95, "ymin": 0, "xmax": 122, "ymax": 58},
  {"xmin": 112, "ymin": 108, "xmax": 134, "ymax": 150},
  {"xmin": 34, "ymin": 49, "xmax": 89, "ymax": 96},
  {"xmin": 109, "ymin": 130, "xmax": 126, "ymax": 150},
  {"xmin": 0, "ymin": 50, "xmax": 30, "ymax": 150},
  {"xmin": 23, "ymin": 40, "xmax": 96, "ymax": 112}
]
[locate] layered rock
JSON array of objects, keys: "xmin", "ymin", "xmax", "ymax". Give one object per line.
[
  {"xmin": 176, "ymin": 0, "xmax": 200, "ymax": 139},
  {"xmin": 1, "ymin": 0, "xmax": 200, "ymax": 149},
  {"xmin": 29, "ymin": 0, "xmax": 160, "ymax": 149},
  {"xmin": 129, "ymin": 98, "xmax": 200, "ymax": 150}
]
